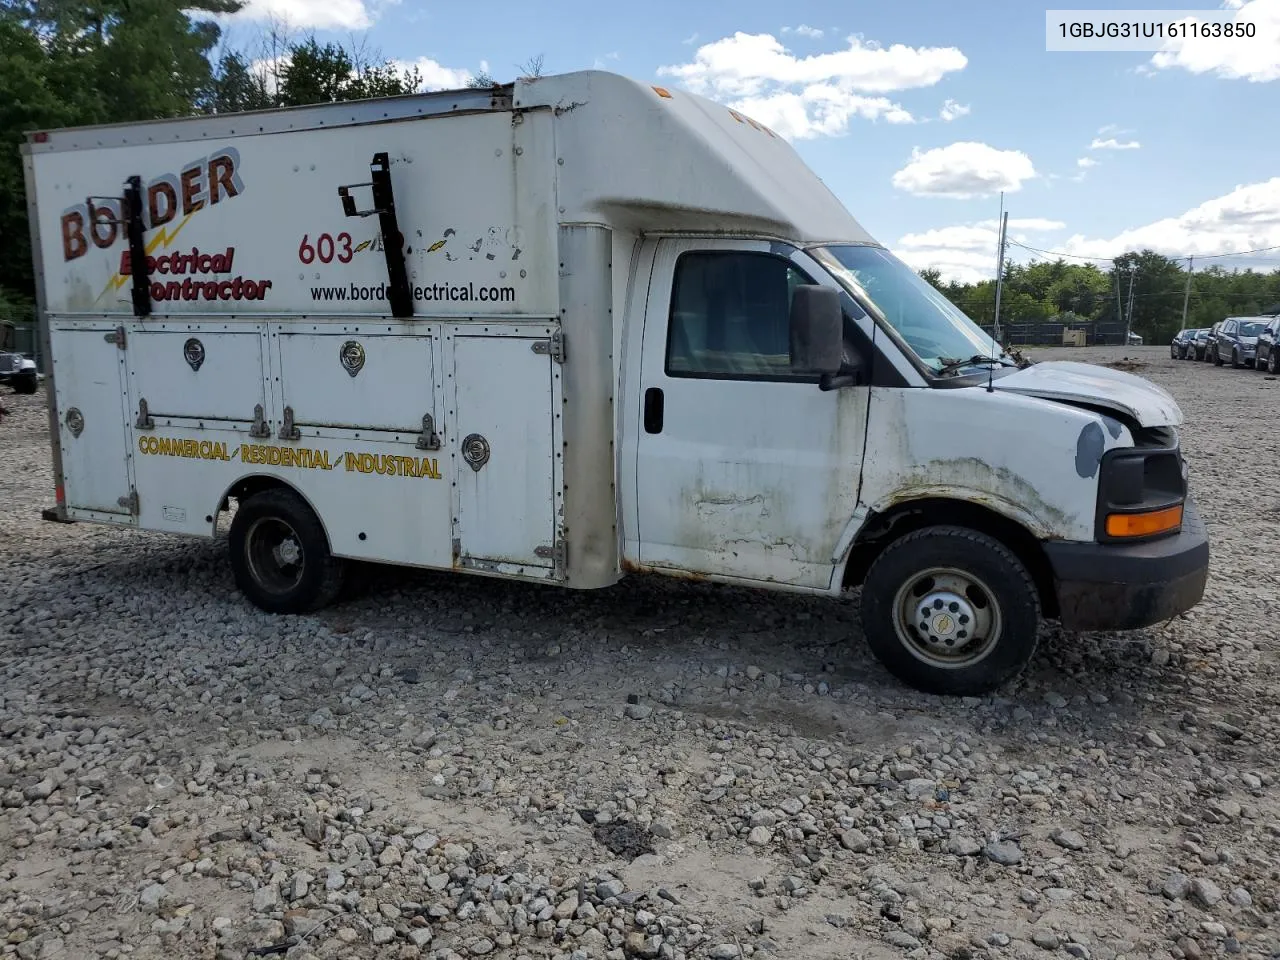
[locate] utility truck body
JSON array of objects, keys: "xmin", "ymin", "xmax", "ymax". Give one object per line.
[{"xmin": 24, "ymin": 70, "xmax": 1208, "ymax": 695}]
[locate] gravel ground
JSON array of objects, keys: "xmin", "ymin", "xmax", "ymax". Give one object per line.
[{"xmin": 2, "ymin": 344, "xmax": 1279, "ymax": 960}]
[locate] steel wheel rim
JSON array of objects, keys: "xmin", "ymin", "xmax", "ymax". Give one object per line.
[
  {"xmin": 245, "ymin": 516, "xmax": 305, "ymax": 594},
  {"xmin": 891, "ymin": 566, "xmax": 1003, "ymax": 669}
]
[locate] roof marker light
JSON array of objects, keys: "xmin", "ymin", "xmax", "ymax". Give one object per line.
[{"xmin": 652, "ymin": 86, "xmax": 672, "ymax": 99}]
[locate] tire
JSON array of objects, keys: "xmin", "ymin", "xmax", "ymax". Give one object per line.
[
  {"xmin": 859, "ymin": 526, "xmax": 1041, "ymax": 696},
  {"xmin": 1170, "ymin": 346, "xmax": 1177, "ymax": 359},
  {"xmin": 228, "ymin": 487, "xmax": 344, "ymax": 614},
  {"xmin": 12, "ymin": 373, "xmax": 37, "ymax": 394},
  {"xmin": 1232, "ymin": 349, "xmax": 1241, "ymax": 369},
  {"xmin": 1214, "ymin": 348, "xmax": 1223, "ymax": 366},
  {"xmin": 1270, "ymin": 351, "xmax": 1279, "ymax": 375}
]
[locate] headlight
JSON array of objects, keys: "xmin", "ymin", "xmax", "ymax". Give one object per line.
[{"xmin": 1096, "ymin": 441, "xmax": 1185, "ymax": 542}]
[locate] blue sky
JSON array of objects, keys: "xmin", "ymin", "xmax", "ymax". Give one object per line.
[{"xmin": 219, "ymin": 0, "xmax": 1280, "ymax": 282}]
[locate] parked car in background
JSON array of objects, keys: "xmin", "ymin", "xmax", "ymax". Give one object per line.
[
  {"xmin": 1213, "ymin": 316, "xmax": 1267, "ymax": 368},
  {"xmin": 0, "ymin": 320, "xmax": 38, "ymax": 394},
  {"xmin": 1190, "ymin": 328, "xmax": 1211, "ymax": 360},
  {"xmin": 1171, "ymin": 329, "xmax": 1194, "ymax": 358},
  {"xmin": 1204, "ymin": 321, "xmax": 1222, "ymax": 361},
  {"xmin": 1256, "ymin": 316, "xmax": 1280, "ymax": 374}
]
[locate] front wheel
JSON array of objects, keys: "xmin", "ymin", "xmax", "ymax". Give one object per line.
[
  {"xmin": 1270, "ymin": 351, "xmax": 1279, "ymax": 374},
  {"xmin": 12, "ymin": 373, "xmax": 37, "ymax": 394},
  {"xmin": 1214, "ymin": 348, "xmax": 1224, "ymax": 366},
  {"xmin": 859, "ymin": 526, "xmax": 1041, "ymax": 696},
  {"xmin": 228, "ymin": 487, "xmax": 345, "ymax": 614}
]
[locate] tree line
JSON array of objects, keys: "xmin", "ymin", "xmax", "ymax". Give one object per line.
[
  {"xmin": 0, "ymin": 0, "xmax": 541, "ymax": 316},
  {"xmin": 919, "ymin": 251, "xmax": 1280, "ymax": 345}
]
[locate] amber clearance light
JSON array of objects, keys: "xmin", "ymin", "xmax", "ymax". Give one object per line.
[{"xmin": 1105, "ymin": 504, "xmax": 1183, "ymax": 538}]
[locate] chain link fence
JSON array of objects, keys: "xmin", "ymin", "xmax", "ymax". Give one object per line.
[{"xmin": 979, "ymin": 320, "xmax": 1137, "ymax": 347}]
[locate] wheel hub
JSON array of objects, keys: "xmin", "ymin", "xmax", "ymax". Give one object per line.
[
  {"xmin": 915, "ymin": 590, "xmax": 977, "ymax": 652},
  {"xmin": 891, "ymin": 566, "xmax": 1002, "ymax": 669},
  {"xmin": 275, "ymin": 538, "xmax": 302, "ymax": 566}
]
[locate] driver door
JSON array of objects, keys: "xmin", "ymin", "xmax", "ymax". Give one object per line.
[{"xmin": 632, "ymin": 238, "xmax": 868, "ymax": 589}]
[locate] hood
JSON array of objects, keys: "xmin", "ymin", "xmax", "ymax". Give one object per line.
[{"xmin": 991, "ymin": 360, "xmax": 1182, "ymax": 428}]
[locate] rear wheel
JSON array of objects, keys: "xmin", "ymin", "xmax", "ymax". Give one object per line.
[
  {"xmin": 859, "ymin": 526, "xmax": 1041, "ymax": 696},
  {"xmin": 228, "ymin": 488, "xmax": 344, "ymax": 614},
  {"xmin": 1270, "ymin": 351, "xmax": 1279, "ymax": 374},
  {"xmin": 12, "ymin": 373, "xmax": 37, "ymax": 394}
]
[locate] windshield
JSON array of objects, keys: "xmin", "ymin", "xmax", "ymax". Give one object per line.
[
  {"xmin": 812, "ymin": 244, "xmax": 1009, "ymax": 375},
  {"xmin": 1239, "ymin": 321, "xmax": 1266, "ymax": 336}
]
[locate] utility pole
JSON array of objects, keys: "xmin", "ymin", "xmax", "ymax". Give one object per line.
[
  {"xmin": 1181, "ymin": 256, "xmax": 1194, "ymax": 327},
  {"xmin": 1124, "ymin": 267, "xmax": 1138, "ymax": 346},
  {"xmin": 992, "ymin": 200, "xmax": 1009, "ymax": 344}
]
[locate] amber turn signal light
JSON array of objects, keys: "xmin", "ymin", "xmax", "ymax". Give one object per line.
[{"xmin": 1105, "ymin": 504, "xmax": 1183, "ymax": 538}]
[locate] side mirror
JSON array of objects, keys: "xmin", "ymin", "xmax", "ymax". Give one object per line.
[{"xmin": 789, "ymin": 285, "xmax": 862, "ymax": 389}]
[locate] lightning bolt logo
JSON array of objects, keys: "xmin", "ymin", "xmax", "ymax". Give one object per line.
[{"xmin": 95, "ymin": 214, "xmax": 195, "ymax": 303}]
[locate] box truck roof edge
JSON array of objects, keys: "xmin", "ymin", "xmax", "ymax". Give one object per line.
[{"xmin": 24, "ymin": 69, "xmax": 877, "ymax": 248}]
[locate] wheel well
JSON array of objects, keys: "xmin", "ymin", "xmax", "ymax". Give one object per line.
[
  {"xmin": 214, "ymin": 476, "xmax": 332, "ymax": 548},
  {"xmin": 841, "ymin": 498, "xmax": 1059, "ymax": 619}
]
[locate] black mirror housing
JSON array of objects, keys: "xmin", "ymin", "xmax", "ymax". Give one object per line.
[{"xmin": 790, "ymin": 285, "xmax": 844, "ymax": 376}]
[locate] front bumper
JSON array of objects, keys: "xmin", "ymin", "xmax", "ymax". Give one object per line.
[{"xmin": 1044, "ymin": 496, "xmax": 1209, "ymax": 631}]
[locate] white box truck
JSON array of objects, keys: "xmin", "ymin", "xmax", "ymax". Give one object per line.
[{"xmin": 22, "ymin": 70, "xmax": 1208, "ymax": 695}]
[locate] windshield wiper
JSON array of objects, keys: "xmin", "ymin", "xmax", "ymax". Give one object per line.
[{"xmin": 935, "ymin": 354, "xmax": 1016, "ymax": 377}]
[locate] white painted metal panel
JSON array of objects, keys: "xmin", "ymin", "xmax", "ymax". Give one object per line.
[
  {"xmin": 278, "ymin": 330, "xmax": 435, "ymax": 432},
  {"xmin": 31, "ymin": 111, "xmax": 558, "ymax": 318},
  {"xmin": 452, "ymin": 334, "xmax": 556, "ymax": 569},
  {"xmin": 126, "ymin": 327, "xmax": 265, "ymax": 421},
  {"xmin": 633, "ymin": 239, "xmax": 866, "ymax": 589},
  {"xmin": 128, "ymin": 426, "xmax": 454, "ymax": 567},
  {"xmin": 49, "ymin": 324, "xmax": 133, "ymax": 516}
]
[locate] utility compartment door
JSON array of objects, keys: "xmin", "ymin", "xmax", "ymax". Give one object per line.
[
  {"xmin": 127, "ymin": 327, "xmax": 266, "ymax": 422},
  {"xmin": 49, "ymin": 322, "xmax": 134, "ymax": 519},
  {"xmin": 451, "ymin": 330, "xmax": 558, "ymax": 572}
]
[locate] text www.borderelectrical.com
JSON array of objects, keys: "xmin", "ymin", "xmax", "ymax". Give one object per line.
[{"xmin": 310, "ymin": 282, "xmax": 517, "ymax": 303}]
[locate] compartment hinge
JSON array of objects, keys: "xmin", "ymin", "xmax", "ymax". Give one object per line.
[
  {"xmin": 117, "ymin": 489, "xmax": 139, "ymax": 515},
  {"xmin": 416, "ymin": 413, "xmax": 441, "ymax": 450},
  {"xmin": 104, "ymin": 326, "xmax": 126, "ymax": 349},
  {"xmin": 531, "ymin": 330, "xmax": 566, "ymax": 363},
  {"xmin": 134, "ymin": 397, "xmax": 154, "ymax": 430},
  {"xmin": 278, "ymin": 405, "xmax": 301, "ymax": 441},
  {"xmin": 249, "ymin": 403, "xmax": 271, "ymax": 439},
  {"xmin": 534, "ymin": 539, "xmax": 568, "ymax": 574}
]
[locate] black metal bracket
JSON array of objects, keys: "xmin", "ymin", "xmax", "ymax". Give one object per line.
[
  {"xmin": 123, "ymin": 177, "xmax": 149, "ymax": 317},
  {"xmin": 337, "ymin": 152, "xmax": 412, "ymax": 319},
  {"xmin": 87, "ymin": 179, "xmax": 150, "ymax": 317}
]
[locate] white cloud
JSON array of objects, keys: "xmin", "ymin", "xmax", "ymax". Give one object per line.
[
  {"xmin": 938, "ymin": 98, "xmax": 970, "ymax": 121},
  {"xmin": 1149, "ymin": 0, "xmax": 1280, "ymax": 82},
  {"xmin": 892, "ymin": 142, "xmax": 1037, "ymax": 199},
  {"xmin": 660, "ymin": 31, "xmax": 967, "ymax": 97},
  {"xmin": 978, "ymin": 217, "xmax": 1066, "ymax": 231},
  {"xmin": 657, "ymin": 31, "xmax": 965, "ymax": 140},
  {"xmin": 1090, "ymin": 137, "xmax": 1141, "ymax": 150},
  {"xmin": 733, "ymin": 88, "xmax": 916, "ymax": 139},
  {"xmin": 593, "ymin": 51, "xmax": 621, "ymax": 69},
  {"xmin": 895, "ymin": 217, "xmax": 1066, "ymax": 283},
  {"xmin": 227, "ymin": 0, "xmax": 373, "ymax": 30},
  {"xmin": 682, "ymin": 32, "xmax": 699, "ymax": 45},
  {"xmin": 394, "ymin": 57, "xmax": 473, "ymax": 90},
  {"xmin": 1062, "ymin": 176, "xmax": 1280, "ymax": 262},
  {"xmin": 1077, "ymin": 156, "xmax": 1098, "ymax": 168},
  {"xmin": 783, "ymin": 24, "xmax": 825, "ymax": 39}
]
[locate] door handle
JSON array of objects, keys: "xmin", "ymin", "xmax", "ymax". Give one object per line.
[{"xmin": 643, "ymin": 387, "xmax": 664, "ymax": 434}]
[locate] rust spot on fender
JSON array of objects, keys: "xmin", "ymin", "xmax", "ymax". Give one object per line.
[{"xmin": 879, "ymin": 456, "xmax": 1078, "ymax": 539}]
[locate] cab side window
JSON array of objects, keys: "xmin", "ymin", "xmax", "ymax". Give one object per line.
[{"xmin": 666, "ymin": 251, "xmax": 817, "ymax": 380}]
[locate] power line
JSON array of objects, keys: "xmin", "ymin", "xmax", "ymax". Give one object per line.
[{"xmin": 1004, "ymin": 238, "xmax": 1280, "ymax": 264}]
